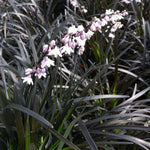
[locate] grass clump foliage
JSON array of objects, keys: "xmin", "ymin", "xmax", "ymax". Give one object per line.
[{"xmin": 0, "ymin": 0, "xmax": 150, "ymax": 150}]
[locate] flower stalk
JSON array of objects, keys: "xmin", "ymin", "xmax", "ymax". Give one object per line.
[{"xmin": 22, "ymin": 9, "xmax": 128, "ymax": 85}]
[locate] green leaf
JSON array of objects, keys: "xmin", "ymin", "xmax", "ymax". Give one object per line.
[{"xmin": 57, "ymin": 110, "xmax": 94, "ymax": 150}]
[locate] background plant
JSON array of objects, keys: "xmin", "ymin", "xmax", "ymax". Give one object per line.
[{"xmin": 0, "ymin": 0, "xmax": 150, "ymax": 150}]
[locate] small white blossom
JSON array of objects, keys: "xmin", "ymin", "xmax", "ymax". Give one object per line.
[
  {"xmin": 22, "ymin": 75, "xmax": 33, "ymax": 85},
  {"xmin": 77, "ymin": 25, "xmax": 84, "ymax": 32},
  {"xmin": 110, "ymin": 14, "xmax": 123, "ymax": 23},
  {"xmin": 81, "ymin": 8, "xmax": 88, "ymax": 13},
  {"xmin": 80, "ymin": 31, "xmax": 86, "ymax": 40},
  {"xmin": 68, "ymin": 40, "xmax": 76, "ymax": 49},
  {"xmin": 41, "ymin": 57, "xmax": 55, "ymax": 68},
  {"xmin": 61, "ymin": 45, "xmax": 74, "ymax": 55},
  {"xmin": 69, "ymin": 0, "xmax": 79, "ymax": 8},
  {"xmin": 94, "ymin": 22, "xmax": 102, "ymax": 31},
  {"xmin": 68, "ymin": 25, "xmax": 77, "ymax": 35},
  {"xmin": 90, "ymin": 23, "xmax": 97, "ymax": 31},
  {"xmin": 105, "ymin": 9, "xmax": 114, "ymax": 15},
  {"xmin": 78, "ymin": 38, "xmax": 86, "ymax": 47},
  {"xmin": 101, "ymin": 18, "xmax": 108, "ymax": 26},
  {"xmin": 122, "ymin": 10, "xmax": 128, "ymax": 16},
  {"xmin": 62, "ymin": 35, "xmax": 70, "ymax": 44},
  {"xmin": 78, "ymin": 46, "xmax": 85, "ymax": 55},
  {"xmin": 49, "ymin": 46, "xmax": 62, "ymax": 58},
  {"xmin": 43, "ymin": 44, "xmax": 49, "ymax": 53},
  {"xmin": 109, "ymin": 33, "xmax": 115, "ymax": 38},
  {"xmin": 35, "ymin": 68, "xmax": 46, "ymax": 79},
  {"xmin": 25, "ymin": 68, "xmax": 33, "ymax": 75},
  {"xmin": 50, "ymin": 40, "xmax": 56, "ymax": 48},
  {"xmin": 104, "ymin": 16, "xmax": 110, "ymax": 22},
  {"xmin": 86, "ymin": 30, "xmax": 94, "ymax": 39},
  {"xmin": 69, "ymin": 0, "xmax": 88, "ymax": 13}
]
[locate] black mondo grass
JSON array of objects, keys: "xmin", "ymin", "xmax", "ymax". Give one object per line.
[{"xmin": 0, "ymin": 0, "xmax": 150, "ymax": 150}]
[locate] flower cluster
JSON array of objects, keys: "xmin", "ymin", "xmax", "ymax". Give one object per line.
[
  {"xmin": 22, "ymin": 9, "xmax": 128, "ymax": 85},
  {"xmin": 69, "ymin": 0, "xmax": 88, "ymax": 13},
  {"xmin": 61, "ymin": 25, "xmax": 94, "ymax": 55},
  {"xmin": 90, "ymin": 9, "xmax": 128, "ymax": 38}
]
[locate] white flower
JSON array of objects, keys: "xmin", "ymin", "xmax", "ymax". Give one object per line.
[
  {"xmin": 110, "ymin": 14, "xmax": 123, "ymax": 23},
  {"xmin": 86, "ymin": 30, "xmax": 94, "ymax": 39},
  {"xmin": 43, "ymin": 44, "xmax": 49, "ymax": 53},
  {"xmin": 78, "ymin": 46, "xmax": 85, "ymax": 55},
  {"xmin": 90, "ymin": 23, "xmax": 96, "ymax": 31},
  {"xmin": 69, "ymin": 0, "xmax": 79, "ymax": 8},
  {"xmin": 94, "ymin": 17, "xmax": 100, "ymax": 22},
  {"xmin": 80, "ymin": 31, "xmax": 86, "ymax": 40},
  {"xmin": 111, "ymin": 26, "xmax": 117, "ymax": 33},
  {"xmin": 101, "ymin": 18, "xmax": 108, "ymax": 26},
  {"xmin": 109, "ymin": 33, "xmax": 115, "ymax": 38},
  {"xmin": 81, "ymin": 5, "xmax": 88, "ymax": 13},
  {"xmin": 105, "ymin": 9, "xmax": 114, "ymax": 15},
  {"xmin": 77, "ymin": 25, "xmax": 84, "ymax": 32},
  {"xmin": 25, "ymin": 68, "xmax": 33, "ymax": 75},
  {"xmin": 62, "ymin": 35, "xmax": 70, "ymax": 44},
  {"xmin": 41, "ymin": 57, "xmax": 55, "ymax": 68},
  {"xmin": 35, "ymin": 68, "xmax": 46, "ymax": 79},
  {"xmin": 22, "ymin": 75, "xmax": 33, "ymax": 85},
  {"xmin": 122, "ymin": 10, "xmax": 128, "ymax": 16},
  {"xmin": 61, "ymin": 45, "xmax": 74, "ymax": 55},
  {"xmin": 82, "ymin": 8, "xmax": 88, "ymax": 13},
  {"xmin": 78, "ymin": 38, "xmax": 86, "ymax": 47},
  {"xmin": 68, "ymin": 25, "xmax": 77, "ymax": 35},
  {"xmin": 94, "ymin": 22, "xmax": 102, "ymax": 31},
  {"xmin": 104, "ymin": 16, "xmax": 110, "ymax": 22},
  {"xmin": 111, "ymin": 22, "xmax": 123, "ymax": 32},
  {"xmin": 50, "ymin": 40, "xmax": 56, "ymax": 48},
  {"xmin": 68, "ymin": 40, "xmax": 76, "ymax": 49},
  {"xmin": 49, "ymin": 46, "xmax": 62, "ymax": 58}
]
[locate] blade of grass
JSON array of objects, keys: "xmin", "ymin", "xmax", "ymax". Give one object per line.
[
  {"xmin": 117, "ymin": 87, "xmax": 150, "ymax": 108},
  {"xmin": 78, "ymin": 120, "xmax": 98, "ymax": 150},
  {"xmin": 90, "ymin": 130, "xmax": 150, "ymax": 150},
  {"xmin": 57, "ymin": 109, "xmax": 95, "ymax": 150},
  {"xmin": 73, "ymin": 94, "xmax": 129, "ymax": 103}
]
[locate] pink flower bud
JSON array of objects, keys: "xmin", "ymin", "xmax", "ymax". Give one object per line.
[
  {"xmin": 43, "ymin": 44, "xmax": 49, "ymax": 53},
  {"xmin": 50, "ymin": 40, "xmax": 56, "ymax": 47},
  {"xmin": 78, "ymin": 46, "xmax": 85, "ymax": 55},
  {"xmin": 25, "ymin": 68, "xmax": 33, "ymax": 75},
  {"xmin": 62, "ymin": 35, "xmax": 69, "ymax": 44},
  {"xmin": 90, "ymin": 23, "xmax": 96, "ymax": 31},
  {"xmin": 80, "ymin": 31, "xmax": 86, "ymax": 40}
]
